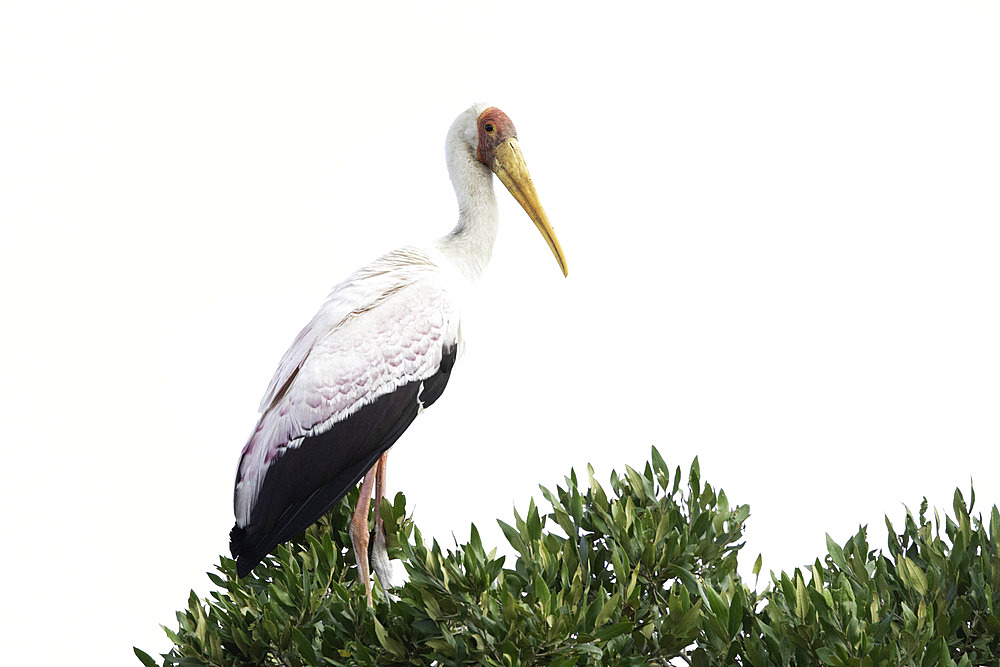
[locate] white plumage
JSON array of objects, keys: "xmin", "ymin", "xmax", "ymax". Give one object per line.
[
  {"xmin": 235, "ymin": 249, "xmax": 460, "ymax": 525},
  {"xmin": 230, "ymin": 104, "xmax": 566, "ymax": 605}
]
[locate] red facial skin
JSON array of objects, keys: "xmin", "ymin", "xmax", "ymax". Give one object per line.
[{"xmin": 476, "ymin": 107, "xmax": 518, "ymax": 166}]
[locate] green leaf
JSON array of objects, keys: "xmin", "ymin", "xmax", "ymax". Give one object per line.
[
  {"xmin": 498, "ymin": 519, "xmax": 528, "ymax": 556},
  {"xmin": 291, "ymin": 626, "xmax": 317, "ymax": 663},
  {"xmin": 795, "ymin": 573, "xmax": 810, "ymax": 621},
  {"xmin": 533, "ymin": 574, "xmax": 550, "ymax": 605},
  {"xmin": 653, "ymin": 512, "xmax": 671, "ymax": 547},
  {"xmin": 901, "ymin": 601, "xmax": 917, "ymax": 633},
  {"xmin": 702, "ymin": 581, "xmax": 729, "ymax": 631},
  {"xmin": 594, "ymin": 592, "xmax": 621, "ymax": 627},
  {"xmin": 594, "ymin": 620, "xmax": 632, "ymax": 641},
  {"xmin": 373, "ymin": 616, "xmax": 406, "ymax": 658},
  {"xmin": 826, "ymin": 533, "xmax": 847, "ymax": 571},
  {"xmin": 160, "ymin": 624, "xmax": 179, "ymax": 645},
  {"xmin": 271, "ymin": 583, "xmax": 294, "ymax": 609},
  {"xmin": 991, "ymin": 506, "xmax": 1000, "ymax": 548},
  {"xmin": 954, "ymin": 488, "xmax": 967, "ymax": 521},
  {"xmin": 421, "ymin": 588, "xmax": 442, "ymax": 621},
  {"xmin": 626, "ymin": 563, "xmax": 641, "ymax": 601},
  {"xmin": 651, "ymin": 445, "xmax": 668, "ymax": 482},
  {"xmin": 549, "ymin": 657, "xmax": 581, "ymax": 667},
  {"xmin": 728, "ymin": 586, "xmax": 745, "ymax": 638},
  {"xmin": 689, "ymin": 457, "xmax": 701, "ymax": 495},
  {"xmin": 898, "ymin": 556, "xmax": 928, "ymax": 597},
  {"xmin": 527, "ymin": 499, "xmax": 542, "ymax": 540},
  {"xmin": 133, "ymin": 647, "xmax": 157, "ymax": 667},
  {"xmin": 671, "ymin": 564, "xmax": 699, "ymax": 594}
]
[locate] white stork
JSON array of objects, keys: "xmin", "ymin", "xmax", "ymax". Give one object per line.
[{"xmin": 230, "ymin": 104, "xmax": 567, "ymax": 604}]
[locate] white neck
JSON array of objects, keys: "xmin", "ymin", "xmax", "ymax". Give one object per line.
[{"xmin": 436, "ymin": 128, "xmax": 499, "ymax": 283}]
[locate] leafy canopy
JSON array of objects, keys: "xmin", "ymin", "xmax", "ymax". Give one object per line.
[{"xmin": 137, "ymin": 448, "xmax": 1000, "ymax": 666}]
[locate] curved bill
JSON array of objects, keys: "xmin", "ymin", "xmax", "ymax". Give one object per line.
[{"xmin": 492, "ymin": 138, "xmax": 568, "ymax": 277}]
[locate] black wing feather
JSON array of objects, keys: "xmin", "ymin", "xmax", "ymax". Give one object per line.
[{"xmin": 230, "ymin": 344, "xmax": 456, "ymax": 577}]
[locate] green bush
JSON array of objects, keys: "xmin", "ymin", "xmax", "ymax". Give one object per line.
[{"xmin": 137, "ymin": 448, "xmax": 1000, "ymax": 666}]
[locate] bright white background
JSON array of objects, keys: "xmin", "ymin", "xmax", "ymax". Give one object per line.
[{"xmin": 2, "ymin": 2, "xmax": 998, "ymax": 663}]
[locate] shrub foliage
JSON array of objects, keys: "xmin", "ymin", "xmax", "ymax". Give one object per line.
[{"xmin": 138, "ymin": 449, "xmax": 1000, "ymax": 665}]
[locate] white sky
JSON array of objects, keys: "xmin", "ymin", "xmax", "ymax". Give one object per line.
[{"xmin": 2, "ymin": 1, "xmax": 999, "ymax": 663}]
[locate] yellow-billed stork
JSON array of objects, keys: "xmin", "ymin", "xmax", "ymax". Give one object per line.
[{"xmin": 230, "ymin": 104, "xmax": 567, "ymax": 604}]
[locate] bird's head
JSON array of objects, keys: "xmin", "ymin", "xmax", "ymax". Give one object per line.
[{"xmin": 454, "ymin": 104, "xmax": 568, "ymax": 277}]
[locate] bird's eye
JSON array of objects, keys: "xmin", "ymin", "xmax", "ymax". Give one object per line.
[{"xmin": 484, "ymin": 122, "xmax": 495, "ymax": 133}]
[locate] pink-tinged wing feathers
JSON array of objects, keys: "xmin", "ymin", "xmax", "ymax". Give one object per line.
[
  {"xmin": 257, "ymin": 248, "xmax": 432, "ymax": 413},
  {"xmin": 234, "ymin": 248, "xmax": 460, "ymax": 526}
]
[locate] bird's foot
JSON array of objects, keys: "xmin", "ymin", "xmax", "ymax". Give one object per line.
[{"xmin": 370, "ymin": 526, "xmax": 395, "ymax": 604}]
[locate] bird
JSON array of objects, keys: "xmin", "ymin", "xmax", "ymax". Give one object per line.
[{"xmin": 230, "ymin": 104, "xmax": 567, "ymax": 605}]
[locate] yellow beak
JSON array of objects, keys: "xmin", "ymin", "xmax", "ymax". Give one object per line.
[{"xmin": 492, "ymin": 138, "xmax": 568, "ymax": 277}]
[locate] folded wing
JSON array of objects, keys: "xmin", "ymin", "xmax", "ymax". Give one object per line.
[{"xmin": 231, "ymin": 249, "xmax": 460, "ymax": 576}]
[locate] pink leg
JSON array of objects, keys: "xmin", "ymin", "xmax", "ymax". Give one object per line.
[
  {"xmin": 371, "ymin": 453, "xmax": 393, "ymax": 594},
  {"xmin": 350, "ymin": 463, "xmax": 378, "ymax": 607},
  {"xmin": 374, "ymin": 453, "xmax": 388, "ymax": 538}
]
